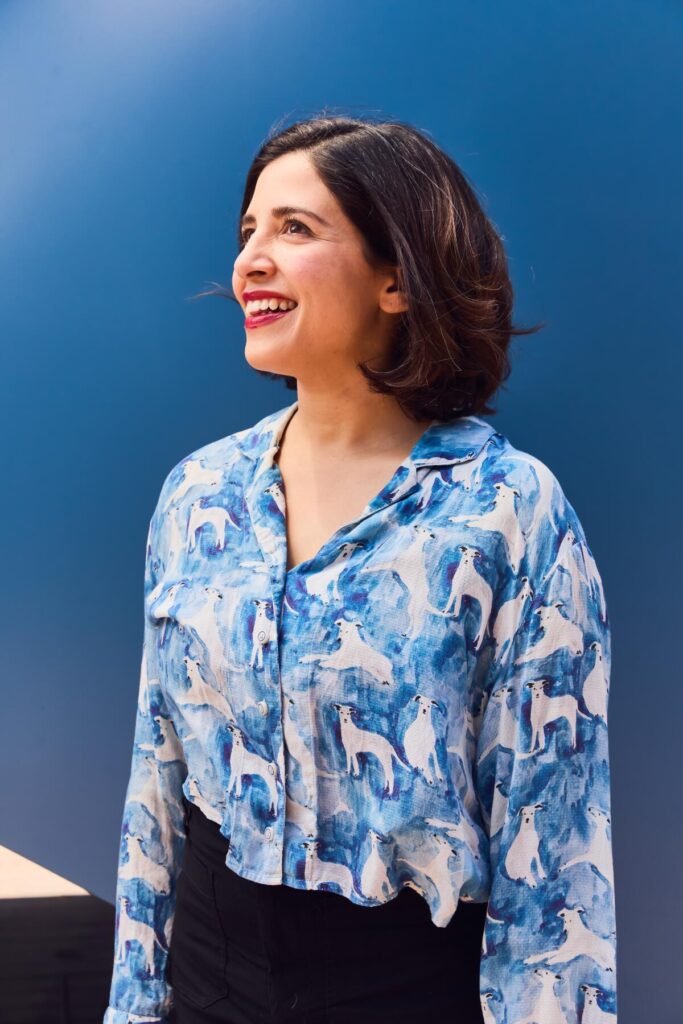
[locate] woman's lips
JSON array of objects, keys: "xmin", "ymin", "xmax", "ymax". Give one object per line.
[{"xmin": 245, "ymin": 307, "xmax": 297, "ymax": 329}]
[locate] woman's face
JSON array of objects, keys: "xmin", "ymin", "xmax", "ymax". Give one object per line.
[{"xmin": 232, "ymin": 150, "xmax": 405, "ymax": 386}]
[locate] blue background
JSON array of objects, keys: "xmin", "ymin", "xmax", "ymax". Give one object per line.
[{"xmin": 2, "ymin": 0, "xmax": 680, "ymax": 1017}]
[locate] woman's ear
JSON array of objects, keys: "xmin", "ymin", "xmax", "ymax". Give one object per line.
[{"xmin": 381, "ymin": 268, "xmax": 409, "ymax": 313}]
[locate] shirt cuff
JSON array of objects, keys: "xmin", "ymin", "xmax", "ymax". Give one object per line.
[{"xmin": 104, "ymin": 1007, "xmax": 169, "ymax": 1024}]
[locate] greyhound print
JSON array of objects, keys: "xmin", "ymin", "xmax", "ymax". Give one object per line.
[
  {"xmin": 525, "ymin": 678, "xmax": 592, "ymax": 753},
  {"xmin": 504, "ymin": 802, "xmax": 547, "ymax": 887},
  {"xmin": 226, "ymin": 722, "xmax": 278, "ymax": 813},
  {"xmin": 441, "ymin": 545, "xmax": 492, "ymax": 649},
  {"xmin": 164, "ymin": 457, "xmax": 225, "ymax": 509},
  {"xmin": 558, "ymin": 806, "xmax": 614, "ymax": 887},
  {"xmin": 579, "ymin": 984, "xmax": 616, "ymax": 1023},
  {"xmin": 305, "ymin": 541, "xmax": 365, "ymax": 603},
  {"xmin": 332, "ymin": 703, "xmax": 408, "ymax": 793},
  {"xmin": 301, "ymin": 837, "xmax": 357, "ymax": 896},
  {"xmin": 186, "ymin": 498, "xmax": 240, "ymax": 552},
  {"xmin": 300, "ymin": 618, "xmax": 396, "ymax": 686},
  {"xmin": 515, "ymin": 601, "xmax": 584, "ymax": 664},
  {"xmin": 448, "ymin": 479, "xmax": 525, "ymax": 574},
  {"xmin": 119, "ymin": 832, "xmax": 170, "ymax": 894},
  {"xmin": 358, "ymin": 828, "xmax": 393, "ymax": 900},
  {"xmin": 397, "ymin": 832, "xmax": 462, "ymax": 926},
  {"xmin": 402, "ymin": 693, "xmax": 445, "ymax": 785},
  {"xmin": 524, "ymin": 905, "xmax": 616, "ymax": 972},
  {"xmin": 114, "ymin": 895, "xmax": 165, "ymax": 976}
]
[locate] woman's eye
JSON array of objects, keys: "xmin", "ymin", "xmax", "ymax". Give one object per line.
[
  {"xmin": 239, "ymin": 218, "xmax": 310, "ymax": 245},
  {"xmin": 282, "ymin": 217, "xmax": 309, "ymax": 236}
]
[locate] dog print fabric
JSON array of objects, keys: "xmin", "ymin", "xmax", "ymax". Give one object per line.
[{"xmin": 104, "ymin": 399, "xmax": 617, "ymax": 1024}]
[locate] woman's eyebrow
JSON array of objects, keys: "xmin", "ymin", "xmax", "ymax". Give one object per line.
[{"xmin": 240, "ymin": 205, "xmax": 332, "ymax": 228}]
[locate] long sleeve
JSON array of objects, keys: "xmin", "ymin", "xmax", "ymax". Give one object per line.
[
  {"xmin": 104, "ymin": 480, "xmax": 188, "ymax": 1024},
  {"xmin": 474, "ymin": 482, "xmax": 617, "ymax": 1024}
]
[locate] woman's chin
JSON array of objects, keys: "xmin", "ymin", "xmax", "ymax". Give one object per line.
[{"xmin": 243, "ymin": 345, "xmax": 297, "ymax": 377}]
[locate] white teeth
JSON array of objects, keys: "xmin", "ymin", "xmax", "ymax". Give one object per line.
[{"xmin": 245, "ymin": 298, "xmax": 297, "ymax": 314}]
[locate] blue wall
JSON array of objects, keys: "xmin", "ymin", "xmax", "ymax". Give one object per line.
[{"xmin": 2, "ymin": 0, "xmax": 680, "ymax": 1017}]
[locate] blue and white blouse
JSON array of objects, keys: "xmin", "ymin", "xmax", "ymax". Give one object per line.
[{"xmin": 104, "ymin": 399, "xmax": 617, "ymax": 1023}]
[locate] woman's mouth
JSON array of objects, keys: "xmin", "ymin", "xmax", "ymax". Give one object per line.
[
  {"xmin": 245, "ymin": 307, "xmax": 297, "ymax": 329},
  {"xmin": 244, "ymin": 299, "xmax": 298, "ymax": 330}
]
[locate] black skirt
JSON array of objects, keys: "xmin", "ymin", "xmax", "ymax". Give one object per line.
[{"xmin": 166, "ymin": 795, "xmax": 487, "ymax": 1024}]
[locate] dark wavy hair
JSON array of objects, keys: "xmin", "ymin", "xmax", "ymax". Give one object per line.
[{"xmin": 196, "ymin": 110, "xmax": 544, "ymax": 422}]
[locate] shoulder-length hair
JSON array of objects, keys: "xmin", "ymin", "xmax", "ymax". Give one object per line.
[{"xmin": 198, "ymin": 112, "xmax": 543, "ymax": 422}]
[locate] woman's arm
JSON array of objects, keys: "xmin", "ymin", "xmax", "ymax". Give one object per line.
[
  {"xmin": 104, "ymin": 478, "xmax": 188, "ymax": 1024},
  {"xmin": 474, "ymin": 474, "xmax": 617, "ymax": 1023}
]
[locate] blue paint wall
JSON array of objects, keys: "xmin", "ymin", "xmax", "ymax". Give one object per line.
[{"xmin": 2, "ymin": 1, "xmax": 680, "ymax": 1017}]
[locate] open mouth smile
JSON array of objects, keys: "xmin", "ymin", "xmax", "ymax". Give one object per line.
[{"xmin": 245, "ymin": 300, "xmax": 298, "ymax": 329}]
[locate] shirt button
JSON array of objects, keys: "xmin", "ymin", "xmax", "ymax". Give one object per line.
[
  {"xmin": 258, "ymin": 700, "xmax": 268, "ymax": 716},
  {"xmin": 268, "ymin": 763, "xmax": 275, "ymax": 775},
  {"xmin": 264, "ymin": 826, "xmax": 273, "ymax": 841}
]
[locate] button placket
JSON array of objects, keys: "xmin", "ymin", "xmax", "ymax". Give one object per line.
[{"xmin": 241, "ymin": 417, "xmax": 318, "ymax": 867}]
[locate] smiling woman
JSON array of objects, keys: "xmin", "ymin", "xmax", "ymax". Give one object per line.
[
  {"xmin": 196, "ymin": 114, "xmax": 544, "ymax": 422},
  {"xmin": 104, "ymin": 113, "xmax": 616, "ymax": 1024}
]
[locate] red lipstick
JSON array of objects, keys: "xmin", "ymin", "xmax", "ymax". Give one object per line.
[
  {"xmin": 243, "ymin": 290, "xmax": 298, "ymax": 329},
  {"xmin": 245, "ymin": 308, "xmax": 296, "ymax": 329}
]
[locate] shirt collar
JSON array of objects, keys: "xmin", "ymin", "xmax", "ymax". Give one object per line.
[
  {"xmin": 237, "ymin": 400, "xmax": 500, "ymax": 583},
  {"xmin": 234, "ymin": 399, "xmax": 499, "ymax": 476}
]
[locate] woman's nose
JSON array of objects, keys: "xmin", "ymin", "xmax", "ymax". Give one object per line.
[{"xmin": 234, "ymin": 236, "xmax": 277, "ymax": 277}]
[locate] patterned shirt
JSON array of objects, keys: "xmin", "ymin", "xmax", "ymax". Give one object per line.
[{"xmin": 104, "ymin": 398, "xmax": 617, "ymax": 1023}]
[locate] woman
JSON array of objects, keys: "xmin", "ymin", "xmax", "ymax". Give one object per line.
[{"xmin": 104, "ymin": 115, "xmax": 617, "ymax": 1024}]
